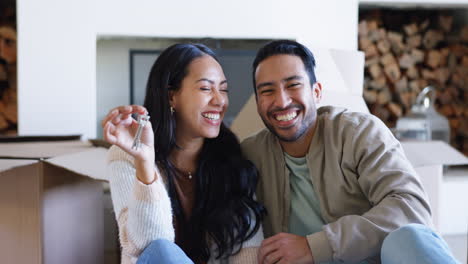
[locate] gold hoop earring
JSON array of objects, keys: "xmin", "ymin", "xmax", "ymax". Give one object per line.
[{"xmin": 170, "ymin": 106, "xmax": 175, "ymax": 114}]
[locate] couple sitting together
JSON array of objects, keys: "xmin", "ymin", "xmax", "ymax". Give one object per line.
[{"xmin": 102, "ymin": 40, "xmax": 459, "ymax": 264}]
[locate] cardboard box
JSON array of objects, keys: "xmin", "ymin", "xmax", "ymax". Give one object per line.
[
  {"xmin": 401, "ymin": 141, "xmax": 468, "ymax": 235},
  {"xmin": 0, "ymin": 140, "xmax": 108, "ymax": 264}
]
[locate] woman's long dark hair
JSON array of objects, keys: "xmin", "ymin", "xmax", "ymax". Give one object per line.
[{"xmin": 143, "ymin": 43, "xmax": 265, "ymax": 261}]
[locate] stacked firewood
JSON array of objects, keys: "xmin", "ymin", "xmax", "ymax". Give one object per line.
[{"xmin": 359, "ymin": 10, "xmax": 468, "ymax": 155}]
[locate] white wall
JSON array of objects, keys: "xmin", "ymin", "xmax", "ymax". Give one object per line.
[{"xmin": 18, "ymin": 0, "xmax": 360, "ymax": 138}]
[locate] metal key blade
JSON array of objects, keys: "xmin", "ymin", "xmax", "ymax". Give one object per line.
[{"xmin": 131, "ymin": 114, "xmax": 150, "ymax": 150}]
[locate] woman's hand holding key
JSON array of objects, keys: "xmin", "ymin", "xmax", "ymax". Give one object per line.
[{"xmin": 102, "ymin": 105, "xmax": 157, "ymax": 184}]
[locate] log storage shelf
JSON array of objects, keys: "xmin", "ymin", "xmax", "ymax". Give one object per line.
[{"xmin": 358, "ymin": 9, "xmax": 468, "ymax": 156}]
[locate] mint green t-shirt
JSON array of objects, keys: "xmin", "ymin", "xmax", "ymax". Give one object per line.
[
  {"xmin": 285, "ymin": 153, "xmax": 369, "ymax": 264},
  {"xmin": 284, "ymin": 153, "xmax": 325, "ymax": 236}
]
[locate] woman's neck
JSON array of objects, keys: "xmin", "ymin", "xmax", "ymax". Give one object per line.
[{"xmin": 170, "ymin": 134, "xmax": 204, "ymax": 173}]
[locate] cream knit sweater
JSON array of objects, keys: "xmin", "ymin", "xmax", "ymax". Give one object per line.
[{"xmin": 107, "ymin": 145, "xmax": 263, "ymax": 264}]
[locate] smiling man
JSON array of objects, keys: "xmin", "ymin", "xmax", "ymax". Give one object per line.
[{"xmin": 241, "ymin": 40, "xmax": 459, "ymax": 264}]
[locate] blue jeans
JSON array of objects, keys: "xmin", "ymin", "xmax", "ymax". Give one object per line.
[
  {"xmin": 137, "ymin": 225, "xmax": 460, "ymax": 264},
  {"xmin": 137, "ymin": 239, "xmax": 193, "ymax": 264},
  {"xmin": 381, "ymin": 223, "xmax": 460, "ymax": 264}
]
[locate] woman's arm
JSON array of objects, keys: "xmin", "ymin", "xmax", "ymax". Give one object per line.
[{"xmin": 108, "ymin": 146, "xmax": 174, "ymax": 258}]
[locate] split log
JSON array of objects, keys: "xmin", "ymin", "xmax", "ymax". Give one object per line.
[
  {"xmin": 462, "ymin": 56, "xmax": 468, "ymax": 67},
  {"xmin": 437, "ymin": 88, "xmax": 452, "ymax": 105},
  {"xmin": 453, "ymin": 105, "xmax": 464, "ymax": 117},
  {"xmin": 0, "ymin": 114, "xmax": 8, "ymax": 131},
  {"xmin": 364, "ymin": 44, "xmax": 379, "ymax": 58},
  {"xmin": 418, "ymin": 79, "xmax": 429, "ymax": 90},
  {"xmin": 371, "ymin": 105, "xmax": 391, "ymax": 123},
  {"xmin": 359, "ymin": 37, "xmax": 373, "ymax": 50},
  {"xmin": 410, "ymin": 49, "xmax": 425, "ymax": 63},
  {"xmin": 404, "ymin": 23, "xmax": 418, "ymax": 36},
  {"xmin": 426, "ymin": 50, "xmax": 441, "ymax": 69},
  {"xmin": 388, "ymin": 31, "xmax": 405, "ymax": 55},
  {"xmin": 358, "ymin": 21, "xmax": 369, "ymax": 37},
  {"xmin": 439, "ymin": 48, "xmax": 450, "ymax": 66},
  {"xmin": 449, "ymin": 118, "xmax": 460, "ymax": 130},
  {"xmin": 434, "ymin": 67, "xmax": 450, "ymax": 85},
  {"xmin": 447, "ymin": 53, "xmax": 457, "ymax": 70},
  {"xmin": 369, "ymin": 64, "xmax": 383, "ymax": 79},
  {"xmin": 369, "ymin": 28, "xmax": 385, "ymax": 42},
  {"xmin": 365, "ymin": 57, "xmax": 380, "ymax": 67},
  {"xmin": 399, "ymin": 92, "xmax": 410, "ymax": 109},
  {"xmin": 395, "ymin": 76, "xmax": 408, "ymax": 92},
  {"xmin": 388, "ymin": 102, "xmax": 403, "ymax": 117},
  {"xmin": 406, "ymin": 66, "xmax": 420, "ymax": 79},
  {"xmin": 409, "ymin": 80, "xmax": 421, "ymax": 93},
  {"xmin": 449, "ymin": 44, "xmax": 467, "ymax": 58},
  {"xmin": 363, "ymin": 89, "xmax": 378, "ymax": 104},
  {"xmin": 451, "ymin": 72, "xmax": 464, "ymax": 88},
  {"xmin": 423, "ymin": 30, "xmax": 444, "ymax": 49},
  {"xmin": 367, "ymin": 20, "xmax": 379, "ymax": 31},
  {"xmin": 438, "ymin": 15, "xmax": 453, "ymax": 33},
  {"xmin": 381, "ymin": 53, "xmax": 397, "ymax": 66},
  {"xmin": 377, "ymin": 89, "xmax": 392, "ymax": 105},
  {"xmin": 377, "ymin": 39, "xmax": 391, "ymax": 54},
  {"xmin": 399, "ymin": 53, "xmax": 415, "ymax": 69},
  {"xmin": 420, "ymin": 19, "xmax": 430, "ymax": 31},
  {"xmin": 407, "ymin": 35, "xmax": 422, "ymax": 49},
  {"xmin": 461, "ymin": 25, "xmax": 468, "ymax": 42},
  {"xmin": 384, "ymin": 63, "xmax": 401, "ymax": 83},
  {"xmin": 369, "ymin": 76, "xmax": 387, "ymax": 91},
  {"xmin": 440, "ymin": 105, "xmax": 454, "ymax": 117},
  {"xmin": 448, "ymin": 85, "xmax": 460, "ymax": 98},
  {"xmin": 3, "ymin": 103, "xmax": 16, "ymax": 123}
]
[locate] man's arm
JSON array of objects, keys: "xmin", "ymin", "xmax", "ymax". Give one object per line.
[{"xmin": 313, "ymin": 115, "xmax": 432, "ymax": 263}]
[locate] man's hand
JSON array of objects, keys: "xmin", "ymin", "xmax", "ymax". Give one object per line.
[{"xmin": 258, "ymin": 233, "xmax": 314, "ymax": 264}]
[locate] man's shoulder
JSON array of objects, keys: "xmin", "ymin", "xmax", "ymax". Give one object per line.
[
  {"xmin": 318, "ymin": 106, "xmax": 393, "ymax": 145},
  {"xmin": 241, "ymin": 129, "xmax": 275, "ymax": 160},
  {"xmin": 318, "ymin": 106, "xmax": 383, "ymax": 130}
]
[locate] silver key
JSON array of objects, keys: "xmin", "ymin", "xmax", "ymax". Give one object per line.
[{"xmin": 131, "ymin": 114, "xmax": 150, "ymax": 150}]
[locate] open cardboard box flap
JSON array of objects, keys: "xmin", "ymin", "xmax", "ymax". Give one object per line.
[{"xmin": 0, "ymin": 140, "xmax": 108, "ymax": 181}]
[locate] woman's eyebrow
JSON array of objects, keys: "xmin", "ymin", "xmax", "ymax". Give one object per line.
[{"xmin": 195, "ymin": 78, "xmax": 214, "ymax": 84}]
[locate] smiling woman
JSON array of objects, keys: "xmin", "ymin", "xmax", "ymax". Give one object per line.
[
  {"xmin": 168, "ymin": 56, "xmax": 228, "ymax": 140},
  {"xmin": 102, "ymin": 43, "xmax": 265, "ymax": 264}
]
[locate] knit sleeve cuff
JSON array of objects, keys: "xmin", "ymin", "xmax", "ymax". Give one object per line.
[
  {"xmin": 133, "ymin": 176, "xmax": 168, "ymax": 203},
  {"xmin": 306, "ymin": 231, "xmax": 334, "ymax": 263},
  {"xmin": 230, "ymin": 247, "xmax": 258, "ymax": 264}
]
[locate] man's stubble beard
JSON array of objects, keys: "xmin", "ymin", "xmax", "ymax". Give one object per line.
[{"xmin": 260, "ymin": 107, "xmax": 317, "ymax": 143}]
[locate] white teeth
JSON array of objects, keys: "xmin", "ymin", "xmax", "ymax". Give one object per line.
[
  {"xmin": 275, "ymin": 112, "xmax": 297, "ymax": 121},
  {"xmin": 202, "ymin": 113, "xmax": 220, "ymax": 120}
]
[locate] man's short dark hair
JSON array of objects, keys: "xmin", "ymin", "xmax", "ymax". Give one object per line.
[{"xmin": 252, "ymin": 40, "xmax": 317, "ymax": 94}]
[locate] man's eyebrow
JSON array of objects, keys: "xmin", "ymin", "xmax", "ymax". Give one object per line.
[
  {"xmin": 220, "ymin": 79, "xmax": 228, "ymax": 85},
  {"xmin": 256, "ymin": 81, "xmax": 274, "ymax": 90},
  {"xmin": 283, "ymin": 75, "xmax": 303, "ymax": 82}
]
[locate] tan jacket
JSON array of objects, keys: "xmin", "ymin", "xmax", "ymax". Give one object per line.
[{"xmin": 241, "ymin": 106, "xmax": 432, "ymax": 263}]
